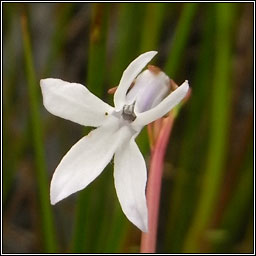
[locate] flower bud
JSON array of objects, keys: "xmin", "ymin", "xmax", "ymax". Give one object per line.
[{"xmin": 126, "ymin": 67, "xmax": 170, "ymax": 114}]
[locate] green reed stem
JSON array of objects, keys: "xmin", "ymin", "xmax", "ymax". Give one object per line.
[
  {"xmin": 214, "ymin": 140, "xmax": 253, "ymax": 253},
  {"xmin": 3, "ymin": 5, "xmax": 19, "ymax": 201},
  {"xmin": 43, "ymin": 3, "xmax": 74, "ymax": 77},
  {"xmin": 165, "ymin": 3, "xmax": 198, "ymax": 77},
  {"xmin": 183, "ymin": 4, "xmax": 236, "ymax": 252},
  {"xmin": 21, "ymin": 11, "xmax": 58, "ymax": 252},
  {"xmin": 109, "ymin": 3, "xmax": 146, "ymax": 85},
  {"xmin": 165, "ymin": 5, "xmax": 215, "ymax": 252},
  {"xmin": 140, "ymin": 3, "xmax": 166, "ymax": 52},
  {"xmin": 86, "ymin": 3, "xmax": 109, "ymax": 97}
]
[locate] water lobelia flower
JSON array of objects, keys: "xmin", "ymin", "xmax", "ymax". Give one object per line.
[{"xmin": 40, "ymin": 51, "xmax": 189, "ymax": 232}]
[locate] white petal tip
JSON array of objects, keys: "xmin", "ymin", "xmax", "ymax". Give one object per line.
[
  {"xmin": 50, "ymin": 182, "xmax": 64, "ymax": 205},
  {"xmin": 40, "ymin": 78, "xmax": 46, "ymax": 88},
  {"xmin": 50, "ymin": 200, "xmax": 57, "ymax": 206},
  {"xmin": 40, "ymin": 78, "xmax": 50, "ymax": 86},
  {"xmin": 130, "ymin": 216, "xmax": 148, "ymax": 232},
  {"xmin": 40, "ymin": 78, "xmax": 62, "ymax": 88},
  {"xmin": 146, "ymin": 51, "xmax": 158, "ymax": 57},
  {"xmin": 50, "ymin": 192, "xmax": 59, "ymax": 205},
  {"xmin": 138, "ymin": 51, "xmax": 158, "ymax": 61},
  {"xmin": 184, "ymin": 79, "xmax": 189, "ymax": 87},
  {"xmin": 180, "ymin": 80, "xmax": 189, "ymax": 94},
  {"xmin": 50, "ymin": 198, "xmax": 57, "ymax": 205},
  {"xmin": 40, "ymin": 78, "xmax": 55, "ymax": 91},
  {"xmin": 141, "ymin": 224, "xmax": 148, "ymax": 233},
  {"xmin": 50, "ymin": 191, "xmax": 66, "ymax": 205}
]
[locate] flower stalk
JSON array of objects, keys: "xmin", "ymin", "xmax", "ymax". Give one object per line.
[
  {"xmin": 140, "ymin": 87, "xmax": 191, "ymax": 253},
  {"xmin": 140, "ymin": 114, "xmax": 174, "ymax": 253}
]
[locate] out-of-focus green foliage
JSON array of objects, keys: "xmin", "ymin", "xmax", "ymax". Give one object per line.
[
  {"xmin": 3, "ymin": 2, "xmax": 253, "ymax": 253},
  {"xmin": 21, "ymin": 8, "xmax": 58, "ymax": 252}
]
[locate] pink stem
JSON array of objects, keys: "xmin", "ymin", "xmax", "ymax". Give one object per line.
[{"xmin": 140, "ymin": 115, "xmax": 174, "ymax": 253}]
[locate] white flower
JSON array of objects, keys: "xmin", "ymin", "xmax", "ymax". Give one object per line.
[{"xmin": 40, "ymin": 51, "xmax": 189, "ymax": 232}]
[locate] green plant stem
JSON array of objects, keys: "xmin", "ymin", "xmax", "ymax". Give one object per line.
[
  {"xmin": 109, "ymin": 3, "xmax": 145, "ymax": 85},
  {"xmin": 21, "ymin": 11, "xmax": 58, "ymax": 252},
  {"xmin": 21, "ymin": 10, "xmax": 57, "ymax": 253},
  {"xmin": 43, "ymin": 3, "xmax": 74, "ymax": 77},
  {"xmin": 140, "ymin": 3, "xmax": 166, "ymax": 52},
  {"xmin": 71, "ymin": 188, "xmax": 92, "ymax": 252},
  {"xmin": 213, "ymin": 140, "xmax": 253, "ymax": 253},
  {"xmin": 86, "ymin": 3, "xmax": 109, "ymax": 97},
  {"xmin": 165, "ymin": 3, "xmax": 198, "ymax": 77},
  {"xmin": 183, "ymin": 4, "xmax": 236, "ymax": 252},
  {"xmin": 164, "ymin": 5, "xmax": 215, "ymax": 252}
]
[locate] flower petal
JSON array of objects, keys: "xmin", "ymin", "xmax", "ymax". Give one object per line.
[
  {"xmin": 50, "ymin": 116, "xmax": 132, "ymax": 205},
  {"xmin": 114, "ymin": 137, "xmax": 148, "ymax": 232},
  {"xmin": 132, "ymin": 80, "xmax": 189, "ymax": 128},
  {"xmin": 40, "ymin": 78, "xmax": 114, "ymax": 127},
  {"xmin": 114, "ymin": 51, "xmax": 158, "ymax": 111}
]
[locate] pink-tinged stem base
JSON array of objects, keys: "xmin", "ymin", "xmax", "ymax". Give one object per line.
[{"xmin": 140, "ymin": 115, "xmax": 174, "ymax": 253}]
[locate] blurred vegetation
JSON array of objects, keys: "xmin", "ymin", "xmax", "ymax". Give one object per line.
[{"xmin": 3, "ymin": 2, "xmax": 253, "ymax": 253}]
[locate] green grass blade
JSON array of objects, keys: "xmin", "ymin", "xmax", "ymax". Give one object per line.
[
  {"xmin": 213, "ymin": 140, "xmax": 253, "ymax": 253},
  {"xmin": 165, "ymin": 5, "xmax": 215, "ymax": 252},
  {"xmin": 140, "ymin": 3, "xmax": 166, "ymax": 52},
  {"xmin": 164, "ymin": 3, "xmax": 198, "ymax": 77},
  {"xmin": 71, "ymin": 188, "xmax": 93, "ymax": 252},
  {"xmin": 21, "ymin": 10, "xmax": 58, "ymax": 252},
  {"xmin": 86, "ymin": 3, "xmax": 109, "ymax": 97},
  {"xmin": 3, "ymin": 4, "xmax": 20, "ymax": 201},
  {"xmin": 109, "ymin": 3, "xmax": 146, "ymax": 85},
  {"xmin": 43, "ymin": 3, "xmax": 74, "ymax": 77},
  {"xmin": 183, "ymin": 3, "xmax": 237, "ymax": 252}
]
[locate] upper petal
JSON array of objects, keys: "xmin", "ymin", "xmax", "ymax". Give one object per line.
[
  {"xmin": 132, "ymin": 80, "xmax": 189, "ymax": 128},
  {"xmin": 40, "ymin": 78, "xmax": 114, "ymax": 127},
  {"xmin": 114, "ymin": 51, "xmax": 158, "ymax": 111},
  {"xmin": 50, "ymin": 116, "xmax": 132, "ymax": 205},
  {"xmin": 114, "ymin": 137, "xmax": 148, "ymax": 232}
]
